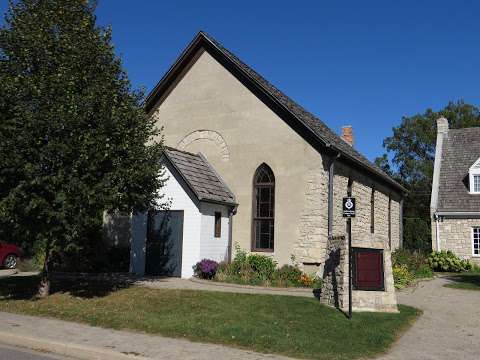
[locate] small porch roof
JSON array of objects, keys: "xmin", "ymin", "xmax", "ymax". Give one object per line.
[{"xmin": 162, "ymin": 147, "xmax": 237, "ymax": 207}]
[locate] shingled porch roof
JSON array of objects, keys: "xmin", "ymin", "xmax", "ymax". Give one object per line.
[{"xmin": 162, "ymin": 147, "xmax": 236, "ymax": 206}]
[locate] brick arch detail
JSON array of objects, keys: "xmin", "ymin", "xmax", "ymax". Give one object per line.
[{"xmin": 177, "ymin": 130, "xmax": 230, "ymax": 162}]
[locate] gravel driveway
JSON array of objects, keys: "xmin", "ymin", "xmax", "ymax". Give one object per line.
[{"xmin": 379, "ymin": 276, "xmax": 480, "ymax": 360}]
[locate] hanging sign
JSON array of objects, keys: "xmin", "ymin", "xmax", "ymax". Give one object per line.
[{"xmin": 342, "ymin": 197, "xmax": 356, "ymax": 218}]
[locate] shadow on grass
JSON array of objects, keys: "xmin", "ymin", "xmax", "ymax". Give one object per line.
[
  {"xmin": 444, "ymin": 273, "xmax": 480, "ymax": 290},
  {"xmin": 0, "ymin": 274, "xmax": 134, "ymax": 300}
]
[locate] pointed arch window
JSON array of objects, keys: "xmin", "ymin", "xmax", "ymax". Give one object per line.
[{"xmin": 252, "ymin": 164, "xmax": 275, "ymax": 252}]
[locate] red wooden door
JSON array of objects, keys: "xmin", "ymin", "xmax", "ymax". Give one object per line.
[{"xmin": 353, "ymin": 249, "xmax": 384, "ymax": 291}]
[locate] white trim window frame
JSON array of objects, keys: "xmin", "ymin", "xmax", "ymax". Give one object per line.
[
  {"xmin": 469, "ymin": 158, "xmax": 480, "ymax": 194},
  {"xmin": 472, "ymin": 227, "xmax": 480, "ymax": 257}
]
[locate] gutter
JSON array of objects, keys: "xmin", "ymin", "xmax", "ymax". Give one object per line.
[{"xmin": 436, "ymin": 211, "xmax": 480, "ymax": 216}]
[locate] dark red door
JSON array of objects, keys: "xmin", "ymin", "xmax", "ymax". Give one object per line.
[{"xmin": 353, "ymin": 248, "xmax": 384, "ymax": 291}]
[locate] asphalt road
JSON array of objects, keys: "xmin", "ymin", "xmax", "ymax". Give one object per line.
[{"xmin": 0, "ymin": 344, "xmax": 71, "ymax": 360}]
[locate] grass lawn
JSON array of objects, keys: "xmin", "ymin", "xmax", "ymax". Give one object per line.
[
  {"xmin": 0, "ymin": 275, "xmax": 420, "ymax": 360},
  {"xmin": 444, "ymin": 273, "xmax": 480, "ymax": 291}
]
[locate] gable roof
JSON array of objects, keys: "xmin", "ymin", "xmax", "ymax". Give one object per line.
[
  {"xmin": 163, "ymin": 147, "xmax": 236, "ymax": 206},
  {"xmin": 437, "ymin": 127, "xmax": 480, "ymax": 212},
  {"xmin": 146, "ymin": 31, "xmax": 405, "ymax": 193}
]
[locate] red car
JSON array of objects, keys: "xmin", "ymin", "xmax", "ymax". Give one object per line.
[{"xmin": 0, "ymin": 242, "xmax": 22, "ymax": 269}]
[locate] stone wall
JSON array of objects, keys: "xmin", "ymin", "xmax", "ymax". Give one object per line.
[
  {"xmin": 332, "ymin": 161, "xmax": 402, "ymax": 251},
  {"xmin": 436, "ymin": 217, "xmax": 480, "ymax": 263},
  {"xmin": 321, "ymin": 235, "xmax": 347, "ymax": 308},
  {"xmin": 320, "ymin": 233, "xmax": 398, "ymax": 312},
  {"xmin": 390, "ymin": 200, "xmax": 400, "ymax": 249},
  {"xmin": 295, "ymin": 169, "xmax": 329, "ymax": 269}
]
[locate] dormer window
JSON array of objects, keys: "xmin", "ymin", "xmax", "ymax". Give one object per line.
[{"xmin": 469, "ymin": 158, "xmax": 480, "ymax": 194}]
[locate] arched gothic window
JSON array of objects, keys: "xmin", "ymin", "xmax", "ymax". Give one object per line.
[{"xmin": 252, "ymin": 164, "xmax": 275, "ymax": 251}]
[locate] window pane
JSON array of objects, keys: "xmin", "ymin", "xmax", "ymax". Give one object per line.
[
  {"xmin": 253, "ymin": 164, "xmax": 275, "ymax": 250},
  {"xmin": 474, "ymin": 176, "xmax": 480, "ymax": 192},
  {"xmin": 254, "ymin": 219, "xmax": 274, "ymax": 250},
  {"xmin": 473, "ymin": 228, "xmax": 480, "ymax": 255}
]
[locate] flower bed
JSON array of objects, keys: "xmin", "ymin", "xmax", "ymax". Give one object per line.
[{"xmin": 193, "ymin": 245, "xmax": 323, "ymax": 289}]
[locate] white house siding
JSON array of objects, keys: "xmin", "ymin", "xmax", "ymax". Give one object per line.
[
  {"xmin": 199, "ymin": 202, "xmax": 230, "ymax": 262},
  {"xmin": 159, "ymin": 164, "xmax": 202, "ymax": 278}
]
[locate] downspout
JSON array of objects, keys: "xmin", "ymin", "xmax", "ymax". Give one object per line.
[
  {"xmin": 435, "ymin": 213, "xmax": 441, "ymax": 251},
  {"xmin": 328, "ymin": 153, "xmax": 340, "ymax": 238},
  {"xmin": 399, "ymin": 198, "xmax": 404, "ymax": 248},
  {"xmin": 227, "ymin": 205, "xmax": 238, "ymax": 263}
]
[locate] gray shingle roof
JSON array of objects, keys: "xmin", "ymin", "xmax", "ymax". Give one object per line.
[
  {"xmin": 437, "ymin": 127, "xmax": 480, "ymax": 212},
  {"xmin": 146, "ymin": 31, "xmax": 405, "ymax": 193},
  {"xmin": 163, "ymin": 147, "xmax": 236, "ymax": 206}
]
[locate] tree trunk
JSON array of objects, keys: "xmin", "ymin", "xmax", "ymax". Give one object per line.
[{"xmin": 37, "ymin": 244, "xmax": 51, "ymax": 298}]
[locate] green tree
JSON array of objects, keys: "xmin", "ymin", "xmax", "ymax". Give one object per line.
[
  {"xmin": 377, "ymin": 101, "xmax": 480, "ymax": 251},
  {"xmin": 0, "ymin": 0, "xmax": 164, "ymax": 296}
]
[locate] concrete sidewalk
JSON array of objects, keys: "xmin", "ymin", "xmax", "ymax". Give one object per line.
[
  {"xmin": 137, "ymin": 277, "xmax": 316, "ymax": 297},
  {"xmin": 0, "ymin": 312, "xmax": 293, "ymax": 360}
]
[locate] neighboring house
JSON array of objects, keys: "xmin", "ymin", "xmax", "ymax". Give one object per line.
[
  {"xmin": 130, "ymin": 32, "xmax": 406, "ymax": 312},
  {"xmin": 431, "ymin": 118, "xmax": 480, "ymax": 263}
]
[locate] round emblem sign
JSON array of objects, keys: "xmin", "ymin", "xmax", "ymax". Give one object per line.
[{"xmin": 345, "ymin": 198, "xmax": 354, "ymax": 210}]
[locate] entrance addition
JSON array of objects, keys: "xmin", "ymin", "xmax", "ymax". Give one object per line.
[{"xmin": 145, "ymin": 210, "xmax": 184, "ymax": 277}]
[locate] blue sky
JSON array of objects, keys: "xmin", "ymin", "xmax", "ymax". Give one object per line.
[{"xmin": 2, "ymin": 1, "xmax": 479, "ymax": 161}]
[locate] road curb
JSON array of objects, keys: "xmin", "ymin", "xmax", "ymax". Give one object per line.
[
  {"xmin": 0, "ymin": 269, "xmax": 18, "ymax": 277},
  {"xmin": 0, "ymin": 331, "xmax": 152, "ymax": 360}
]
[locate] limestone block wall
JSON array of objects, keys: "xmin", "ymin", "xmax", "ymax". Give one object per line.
[
  {"xmin": 294, "ymin": 169, "xmax": 329, "ymax": 269},
  {"xmin": 321, "ymin": 234, "xmax": 398, "ymax": 312},
  {"xmin": 390, "ymin": 200, "xmax": 400, "ymax": 250},
  {"xmin": 321, "ymin": 235, "xmax": 347, "ymax": 308},
  {"xmin": 436, "ymin": 218, "xmax": 480, "ymax": 263},
  {"xmin": 332, "ymin": 162, "xmax": 401, "ymax": 251}
]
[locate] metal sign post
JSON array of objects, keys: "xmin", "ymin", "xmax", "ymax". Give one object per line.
[{"xmin": 342, "ymin": 197, "xmax": 356, "ymax": 320}]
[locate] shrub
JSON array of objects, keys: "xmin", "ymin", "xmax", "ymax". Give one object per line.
[
  {"xmin": 392, "ymin": 249, "xmax": 433, "ymax": 279},
  {"xmin": 247, "ymin": 254, "xmax": 277, "ymax": 279},
  {"xmin": 428, "ymin": 250, "xmax": 472, "ymax": 272},
  {"xmin": 312, "ymin": 276, "xmax": 324, "ymax": 289},
  {"xmin": 193, "ymin": 259, "xmax": 219, "ymax": 279},
  {"xmin": 275, "ymin": 264, "xmax": 302, "ymax": 285},
  {"xmin": 393, "ymin": 264, "xmax": 414, "ymax": 289},
  {"xmin": 232, "ymin": 244, "xmax": 249, "ymax": 272},
  {"xmin": 299, "ymin": 273, "xmax": 313, "ymax": 287}
]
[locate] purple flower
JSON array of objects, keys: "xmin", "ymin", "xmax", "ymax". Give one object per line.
[{"xmin": 193, "ymin": 259, "xmax": 219, "ymax": 279}]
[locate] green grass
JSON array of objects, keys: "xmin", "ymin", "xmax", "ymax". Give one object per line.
[
  {"xmin": 444, "ymin": 273, "xmax": 480, "ymax": 291},
  {"xmin": 0, "ymin": 275, "xmax": 420, "ymax": 360}
]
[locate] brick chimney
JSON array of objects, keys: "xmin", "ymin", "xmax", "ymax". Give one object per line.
[{"xmin": 341, "ymin": 125, "xmax": 354, "ymax": 146}]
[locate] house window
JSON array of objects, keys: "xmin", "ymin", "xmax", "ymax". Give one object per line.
[
  {"xmin": 214, "ymin": 212, "xmax": 221, "ymax": 238},
  {"xmin": 370, "ymin": 188, "xmax": 375, "ymax": 233},
  {"xmin": 469, "ymin": 158, "xmax": 480, "ymax": 193},
  {"xmin": 474, "ymin": 175, "xmax": 480, "ymax": 193},
  {"xmin": 252, "ymin": 163, "xmax": 275, "ymax": 252},
  {"xmin": 473, "ymin": 227, "xmax": 480, "ymax": 256}
]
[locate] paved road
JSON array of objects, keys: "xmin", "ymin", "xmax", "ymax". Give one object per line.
[
  {"xmin": 0, "ymin": 344, "xmax": 70, "ymax": 360},
  {"xmin": 379, "ymin": 276, "xmax": 480, "ymax": 360}
]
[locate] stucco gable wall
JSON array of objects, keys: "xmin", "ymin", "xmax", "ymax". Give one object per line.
[{"xmin": 151, "ymin": 50, "xmax": 328, "ymax": 266}]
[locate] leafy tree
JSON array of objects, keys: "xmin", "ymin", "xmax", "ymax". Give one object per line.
[
  {"xmin": 377, "ymin": 100, "xmax": 480, "ymax": 251},
  {"xmin": 0, "ymin": 0, "xmax": 164, "ymax": 296}
]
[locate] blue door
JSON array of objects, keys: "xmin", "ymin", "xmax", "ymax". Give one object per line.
[{"xmin": 145, "ymin": 210, "xmax": 184, "ymax": 277}]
